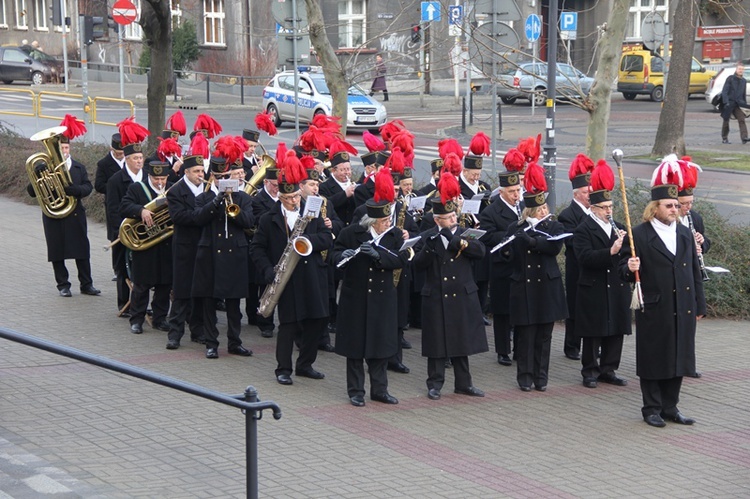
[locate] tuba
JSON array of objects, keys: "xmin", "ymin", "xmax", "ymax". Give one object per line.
[
  {"xmin": 118, "ymin": 193, "xmax": 174, "ymax": 251},
  {"xmin": 26, "ymin": 126, "xmax": 77, "ymax": 219},
  {"xmin": 257, "ymin": 214, "xmax": 313, "ymax": 318},
  {"xmin": 243, "ymin": 154, "xmax": 275, "ymax": 196}
]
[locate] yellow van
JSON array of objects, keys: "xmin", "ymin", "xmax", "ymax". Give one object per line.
[{"xmin": 617, "ymin": 48, "xmax": 716, "ymax": 102}]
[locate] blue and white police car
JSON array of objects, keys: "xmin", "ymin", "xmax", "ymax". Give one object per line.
[{"xmin": 262, "ymin": 67, "xmax": 387, "ymax": 132}]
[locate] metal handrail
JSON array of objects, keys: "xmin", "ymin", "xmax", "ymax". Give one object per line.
[
  {"xmin": 90, "ymin": 96, "xmax": 135, "ymax": 126},
  {"xmin": 0, "ymin": 327, "xmax": 281, "ymax": 499},
  {"xmin": 0, "ymin": 88, "xmax": 38, "ymax": 117}
]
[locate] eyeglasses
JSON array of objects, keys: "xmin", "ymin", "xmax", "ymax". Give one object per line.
[
  {"xmin": 593, "ymin": 204, "xmax": 613, "ymax": 211},
  {"xmin": 679, "ymin": 201, "xmax": 693, "ymax": 207},
  {"xmin": 280, "ymin": 193, "xmax": 301, "ymax": 200},
  {"xmin": 662, "ymin": 203, "xmax": 679, "ymax": 209}
]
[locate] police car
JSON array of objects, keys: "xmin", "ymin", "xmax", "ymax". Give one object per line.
[{"xmin": 262, "ymin": 67, "xmax": 387, "ymax": 132}]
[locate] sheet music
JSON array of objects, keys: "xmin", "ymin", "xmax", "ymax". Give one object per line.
[
  {"xmin": 461, "ymin": 199, "xmax": 481, "ymax": 215},
  {"xmin": 471, "ymin": 193, "xmax": 486, "ymax": 201},
  {"xmin": 460, "ymin": 228, "xmax": 486, "ymax": 240},
  {"xmin": 304, "ymin": 195, "xmax": 323, "ymax": 217},
  {"xmin": 216, "ymin": 179, "xmax": 240, "ymax": 192},
  {"xmin": 409, "ymin": 195, "xmax": 427, "ymax": 211},
  {"xmin": 399, "ymin": 236, "xmax": 421, "ymax": 252}
]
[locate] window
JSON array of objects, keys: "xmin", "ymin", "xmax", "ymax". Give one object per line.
[
  {"xmin": 0, "ymin": 0, "xmax": 7, "ymax": 27},
  {"xmin": 626, "ymin": 0, "xmax": 668, "ymax": 40},
  {"xmin": 170, "ymin": 0, "xmax": 181, "ymax": 29},
  {"xmin": 34, "ymin": 0, "xmax": 47, "ymax": 30},
  {"xmin": 338, "ymin": 0, "xmax": 365, "ymax": 48},
  {"xmin": 15, "ymin": 0, "xmax": 27, "ymax": 28},
  {"xmin": 203, "ymin": 0, "xmax": 224, "ymax": 46},
  {"xmin": 124, "ymin": 0, "xmax": 142, "ymax": 40},
  {"xmin": 3, "ymin": 48, "xmax": 28, "ymax": 62}
]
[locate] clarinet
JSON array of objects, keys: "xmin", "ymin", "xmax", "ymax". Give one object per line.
[
  {"xmin": 606, "ymin": 215, "xmax": 620, "ymax": 239},
  {"xmin": 686, "ymin": 212, "xmax": 710, "ymax": 282}
]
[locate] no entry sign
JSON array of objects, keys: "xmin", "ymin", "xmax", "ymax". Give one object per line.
[{"xmin": 112, "ymin": 0, "xmax": 137, "ymax": 25}]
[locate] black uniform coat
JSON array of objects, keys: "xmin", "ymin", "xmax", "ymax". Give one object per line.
[
  {"xmin": 479, "ymin": 197, "xmax": 522, "ymax": 314},
  {"xmin": 191, "ymin": 190, "xmax": 255, "ymax": 299},
  {"xmin": 120, "ymin": 181, "xmax": 173, "ymax": 286},
  {"xmin": 249, "ymin": 188, "xmax": 279, "ymax": 283},
  {"xmin": 95, "ymin": 152, "xmax": 122, "ymax": 195},
  {"xmin": 242, "ymin": 155, "xmax": 260, "ymax": 182},
  {"xmin": 572, "ymin": 216, "xmax": 631, "ymax": 338},
  {"xmin": 618, "ymin": 222, "xmax": 706, "ymax": 380},
  {"xmin": 27, "ymin": 159, "xmax": 92, "ymax": 262},
  {"xmin": 319, "ymin": 176, "xmax": 356, "ymax": 225},
  {"xmin": 353, "ymin": 179, "xmax": 375, "ymax": 208},
  {"xmin": 106, "ymin": 168, "xmax": 137, "ymax": 241},
  {"xmin": 145, "ymin": 152, "xmax": 181, "ymax": 184},
  {"xmin": 333, "ymin": 224, "xmax": 406, "ymax": 359},
  {"xmin": 413, "ymin": 226, "xmax": 489, "ymax": 358},
  {"xmin": 250, "ymin": 202, "xmax": 332, "ymax": 324},
  {"xmin": 720, "ymin": 72, "xmax": 748, "ymax": 120},
  {"xmin": 684, "ymin": 209, "xmax": 711, "ymax": 255},
  {"xmin": 501, "ymin": 218, "xmax": 568, "ymax": 326},
  {"xmin": 167, "ymin": 179, "xmax": 204, "ymax": 300},
  {"xmin": 459, "ymin": 177, "xmax": 492, "ymax": 281},
  {"xmin": 558, "ymin": 201, "xmax": 587, "ymax": 316}
]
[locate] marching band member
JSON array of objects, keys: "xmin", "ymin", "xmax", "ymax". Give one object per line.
[
  {"xmin": 146, "ymin": 111, "xmax": 186, "ymax": 184},
  {"xmin": 119, "ymin": 161, "xmax": 173, "ymax": 334},
  {"xmin": 499, "ymin": 161, "xmax": 567, "ymax": 392},
  {"xmin": 354, "ymin": 150, "xmax": 389, "ymax": 208},
  {"xmin": 28, "ymin": 115, "xmax": 99, "ymax": 298},
  {"xmin": 414, "ymin": 171, "xmax": 488, "ymax": 401},
  {"xmin": 334, "ymin": 172, "xmax": 407, "ymax": 407},
  {"xmin": 241, "ymin": 129, "xmax": 262, "ymax": 180},
  {"xmin": 558, "ymin": 154, "xmax": 595, "ymax": 361},
  {"xmin": 95, "ymin": 133, "xmax": 125, "ymax": 195},
  {"xmin": 319, "ymin": 151, "xmax": 359, "ymax": 226},
  {"xmin": 573, "ymin": 160, "xmax": 630, "ymax": 388}
]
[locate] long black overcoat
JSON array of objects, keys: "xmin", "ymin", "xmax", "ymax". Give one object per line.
[
  {"xmin": 27, "ymin": 159, "xmax": 92, "ymax": 262},
  {"xmin": 250, "ymin": 203, "xmax": 332, "ymax": 324},
  {"xmin": 501, "ymin": 218, "xmax": 567, "ymax": 326},
  {"xmin": 191, "ymin": 190, "xmax": 254, "ymax": 299},
  {"xmin": 413, "ymin": 226, "xmax": 489, "ymax": 358},
  {"xmin": 106, "ymin": 168, "xmax": 136, "ymax": 241},
  {"xmin": 479, "ymin": 197, "xmax": 522, "ymax": 315},
  {"xmin": 319, "ymin": 177, "xmax": 356, "ymax": 225},
  {"xmin": 95, "ymin": 152, "xmax": 122, "ymax": 195},
  {"xmin": 167, "ymin": 179, "xmax": 203, "ymax": 300},
  {"xmin": 572, "ymin": 216, "xmax": 631, "ymax": 338},
  {"xmin": 119, "ymin": 181, "xmax": 173, "ymax": 286},
  {"xmin": 558, "ymin": 201, "xmax": 587, "ymax": 318},
  {"xmin": 618, "ymin": 222, "xmax": 706, "ymax": 379},
  {"xmin": 333, "ymin": 224, "xmax": 405, "ymax": 359}
]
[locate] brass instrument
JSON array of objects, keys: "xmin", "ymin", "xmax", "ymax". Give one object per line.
[
  {"xmin": 393, "ymin": 196, "xmax": 414, "ymax": 287},
  {"xmin": 225, "ymin": 191, "xmax": 240, "ymax": 218},
  {"xmin": 26, "ymin": 126, "xmax": 77, "ymax": 219},
  {"xmin": 118, "ymin": 184, "xmax": 177, "ymax": 251},
  {"xmin": 257, "ymin": 214, "xmax": 314, "ymax": 318},
  {"xmin": 686, "ymin": 212, "xmax": 710, "ymax": 282},
  {"xmin": 320, "ymin": 197, "xmax": 329, "ymax": 261},
  {"xmin": 243, "ymin": 154, "xmax": 275, "ymax": 196}
]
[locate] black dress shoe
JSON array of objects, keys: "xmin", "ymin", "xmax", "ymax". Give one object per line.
[
  {"xmin": 276, "ymin": 374, "xmax": 293, "ymax": 385},
  {"xmin": 350, "ymin": 395, "xmax": 365, "ymax": 407},
  {"xmin": 565, "ymin": 352, "xmax": 581, "ymax": 360},
  {"xmin": 296, "ymin": 368, "xmax": 325, "ymax": 379},
  {"xmin": 444, "ymin": 359, "xmax": 452, "ymax": 369},
  {"xmin": 400, "ymin": 337, "xmax": 412, "ymax": 349},
  {"xmin": 119, "ymin": 311, "xmax": 132, "ymax": 318},
  {"xmin": 215, "ymin": 300, "xmax": 226, "ymax": 311},
  {"xmin": 722, "ymin": 138, "xmax": 730, "ymax": 144},
  {"xmin": 153, "ymin": 321, "xmax": 170, "ymax": 332},
  {"xmin": 318, "ymin": 343, "xmax": 335, "ymax": 352},
  {"xmin": 80, "ymin": 285, "xmax": 101, "ymax": 296},
  {"xmin": 191, "ymin": 336, "xmax": 206, "ymax": 344},
  {"xmin": 743, "ymin": 138, "xmax": 749, "ymax": 144},
  {"xmin": 661, "ymin": 411, "xmax": 695, "ymax": 425},
  {"xmin": 644, "ymin": 414, "xmax": 666, "ymax": 428},
  {"xmin": 482, "ymin": 315, "xmax": 492, "ymax": 326},
  {"xmin": 583, "ymin": 377, "xmax": 598, "ymax": 388},
  {"xmin": 598, "ymin": 373, "xmax": 628, "ymax": 386},
  {"xmin": 519, "ymin": 385, "xmax": 532, "ymax": 392},
  {"xmin": 261, "ymin": 329, "xmax": 274, "ymax": 338},
  {"xmin": 228, "ymin": 345, "xmax": 253, "ymax": 357},
  {"xmin": 327, "ymin": 323, "xmax": 336, "ymax": 335},
  {"xmin": 455, "ymin": 386, "xmax": 485, "ymax": 397},
  {"xmin": 59, "ymin": 288, "xmax": 72, "ymax": 297},
  {"xmin": 388, "ymin": 362, "xmax": 410, "ymax": 374},
  {"xmin": 427, "ymin": 388, "xmax": 441, "ymax": 400},
  {"xmin": 205, "ymin": 348, "xmax": 219, "ymax": 359},
  {"xmin": 371, "ymin": 393, "xmax": 398, "ymax": 404},
  {"xmin": 166, "ymin": 340, "xmax": 180, "ymax": 350},
  {"xmin": 130, "ymin": 323, "xmax": 143, "ymax": 334},
  {"xmin": 689, "ymin": 370, "xmax": 702, "ymax": 378},
  {"xmin": 534, "ymin": 384, "xmax": 547, "ymax": 392},
  {"xmin": 497, "ymin": 354, "xmax": 512, "ymax": 366}
]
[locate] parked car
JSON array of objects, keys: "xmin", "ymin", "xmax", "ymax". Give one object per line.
[
  {"xmin": 496, "ymin": 62, "xmax": 595, "ymax": 106},
  {"xmin": 617, "ymin": 48, "xmax": 716, "ymax": 102},
  {"xmin": 262, "ymin": 67, "xmax": 387, "ymax": 132},
  {"xmin": 705, "ymin": 66, "xmax": 750, "ymax": 111},
  {"xmin": 0, "ymin": 46, "xmax": 61, "ymax": 85},
  {"xmin": 24, "ymin": 48, "xmax": 66, "ymax": 83}
]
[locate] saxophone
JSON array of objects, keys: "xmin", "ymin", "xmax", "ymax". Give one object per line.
[
  {"xmin": 392, "ymin": 197, "xmax": 411, "ymax": 287},
  {"xmin": 257, "ymin": 214, "xmax": 314, "ymax": 318},
  {"xmin": 320, "ymin": 197, "xmax": 328, "ymax": 260}
]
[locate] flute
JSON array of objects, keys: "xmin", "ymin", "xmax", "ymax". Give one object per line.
[
  {"xmin": 490, "ymin": 213, "xmax": 552, "ymax": 253},
  {"xmin": 686, "ymin": 212, "xmax": 710, "ymax": 282},
  {"xmin": 336, "ymin": 228, "xmax": 390, "ymax": 268}
]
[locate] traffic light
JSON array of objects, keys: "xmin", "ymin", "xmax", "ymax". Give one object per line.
[
  {"xmin": 83, "ymin": 15, "xmax": 106, "ymax": 45},
  {"xmin": 411, "ymin": 24, "xmax": 421, "ymax": 43}
]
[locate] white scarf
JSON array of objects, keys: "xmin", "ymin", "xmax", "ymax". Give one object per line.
[{"xmin": 650, "ymin": 218, "xmax": 677, "ymax": 255}]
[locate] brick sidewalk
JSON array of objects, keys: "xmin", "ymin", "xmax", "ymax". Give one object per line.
[{"xmin": 1, "ymin": 195, "xmax": 749, "ymax": 497}]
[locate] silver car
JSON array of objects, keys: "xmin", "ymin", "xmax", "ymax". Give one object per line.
[
  {"xmin": 262, "ymin": 68, "xmax": 387, "ymax": 132},
  {"xmin": 705, "ymin": 66, "xmax": 750, "ymax": 112},
  {"xmin": 497, "ymin": 62, "xmax": 595, "ymax": 106}
]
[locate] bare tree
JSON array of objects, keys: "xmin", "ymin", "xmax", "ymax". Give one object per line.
[
  {"xmin": 651, "ymin": 0, "xmax": 699, "ymax": 157},
  {"xmin": 140, "ymin": 0, "xmax": 172, "ymax": 149}
]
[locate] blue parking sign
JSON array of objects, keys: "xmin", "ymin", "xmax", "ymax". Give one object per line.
[
  {"xmin": 560, "ymin": 12, "xmax": 578, "ymax": 31},
  {"xmin": 448, "ymin": 5, "xmax": 463, "ymax": 25},
  {"xmin": 421, "ymin": 1, "xmax": 441, "ymax": 22}
]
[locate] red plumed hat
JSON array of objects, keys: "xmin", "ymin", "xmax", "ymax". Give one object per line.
[
  {"xmin": 677, "ymin": 155, "xmax": 702, "ymax": 196},
  {"xmin": 438, "ymin": 138, "xmax": 464, "ymax": 161},
  {"xmin": 363, "ymin": 130, "xmax": 386, "ymax": 152},
  {"xmin": 568, "ymin": 153, "xmax": 594, "ymax": 188},
  {"xmin": 522, "ymin": 161, "xmax": 548, "ymax": 208},
  {"xmin": 650, "ymin": 154, "xmax": 683, "ymax": 201},
  {"xmin": 443, "ymin": 152, "xmax": 463, "ymax": 177},
  {"xmin": 165, "ymin": 111, "xmax": 187, "ymax": 136},
  {"xmin": 518, "ymin": 134, "xmax": 541, "ymax": 163},
  {"xmin": 589, "ymin": 159, "xmax": 615, "ymax": 205},
  {"xmin": 502, "ymin": 148, "xmax": 525, "ymax": 172},
  {"xmin": 280, "ymin": 150, "xmax": 306, "ymax": 185},
  {"xmin": 328, "ymin": 139, "xmax": 358, "ymax": 157},
  {"xmin": 117, "ymin": 116, "xmax": 150, "ymax": 146},
  {"xmin": 385, "ymin": 147, "xmax": 406, "ymax": 175},
  {"xmin": 379, "ymin": 119, "xmax": 405, "ymax": 144},
  {"xmin": 214, "ymin": 135, "xmax": 244, "ymax": 166},
  {"xmin": 157, "ymin": 137, "xmax": 182, "ymax": 161},
  {"xmin": 300, "ymin": 155, "xmax": 316, "ymax": 170},
  {"xmin": 254, "ymin": 111, "xmax": 278, "ymax": 136},
  {"xmin": 390, "ymin": 129, "xmax": 414, "ymax": 157},
  {"xmin": 193, "ymin": 114, "xmax": 223, "ymax": 139},
  {"xmin": 59, "ymin": 114, "xmax": 87, "ymax": 140},
  {"xmin": 298, "ymin": 126, "xmax": 321, "ymax": 152},
  {"xmin": 312, "ymin": 113, "xmax": 342, "ymax": 135},
  {"xmin": 275, "ymin": 142, "xmax": 289, "ymax": 169},
  {"xmin": 437, "ymin": 169, "xmax": 461, "ymax": 204},
  {"xmin": 373, "ymin": 167, "xmax": 395, "ymax": 203},
  {"xmin": 469, "ymin": 132, "xmax": 491, "ymax": 156},
  {"xmin": 189, "ymin": 132, "xmax": 209, "ymax": 158}
]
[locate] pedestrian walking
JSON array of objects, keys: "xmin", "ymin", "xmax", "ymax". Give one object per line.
[
  {"xmin": 720, "ymin": 63, "xmax": 748, "ymax": 144},
  {"xmin": 369, "ymin": 54, "xmax": 389, "ymax": 102}
]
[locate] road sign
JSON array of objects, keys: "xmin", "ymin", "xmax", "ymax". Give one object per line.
[
  {"xmin": 448, "ymin": 5, "xmax": 463, "ymax": 25},
  {"xmin": 474, "ymin": 0, "xmax": 521, "ymax": 21},
  {"xmin": 641, "ymin": 12, "xmax": 667, "ymax": 51},
  {"xmin": 525, "ymin": 14, "xmax": 541, "ymax": 42},
  {"xmin": 421, "ymin": 1, "xmax": 441, "ymax": 22},
  {"xmin": 560, "ymin": 11, "xmax": 578, "ymax": 31},
  {"xmin": 271, "ymin": 0, "xmax": 308, "ymax": 29},
  {"xmin": 112, "ymin": 0, "xmax": 137, "ymax": 26}
]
